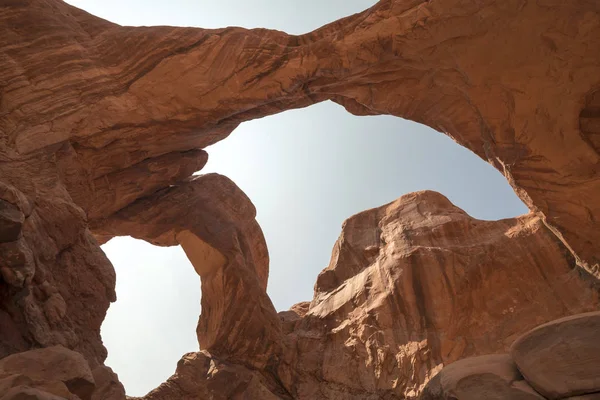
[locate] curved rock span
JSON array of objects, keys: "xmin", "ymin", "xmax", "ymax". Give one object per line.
[{"xmin": 1, "ymin": 0, "xmax": 600, "ymax": 399}]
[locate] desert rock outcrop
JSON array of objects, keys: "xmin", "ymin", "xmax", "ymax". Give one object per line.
[
  {"xmin": 90, "ymin": 366, "xmax": 125, "ymax": 400},
  {"xmin": 92, "ymin": 173, "xmax": 278, "ymax": 369},
  {"xmin": 133, "ymin": 192, "xmax": 600, "ymax": 399},
  {"xmin": 142, "ymin": 351, "xmax": 287, "ymax": 400},
  {"xmin": 1, "ymin": 0, "xmax": 600, "ymax": 399},
  {"xmin": 1, "ymin": 0, "xmax": 599, "ymax": 275},
  {"xmin": 0, "ymin": 345, "xmax": 95, "ymax": 399},
  {"xmin": 510, "ymin": 311, "xmax": 600, "ymax": 399},
  {"xmin": 422, "ymin": 311, "xmax": 600, "ymax": 400},
  {"xmin": 272, "ymin": 192, "xmax": 599, "ymax": 399},
  {"xmin": 419, "ymin": 354, "xmax": 544, "ymax": 400}
]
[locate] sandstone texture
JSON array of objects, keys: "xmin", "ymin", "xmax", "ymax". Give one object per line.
[
  {"xmin": 1, "ymin": 387, "xmax": 68, "ymax": 400},
  {"xmin": 130, "ymin": 192, "xmax": 599, "ymax": 400},
  {"xmin": 272, "ymin": 192, "xmax": 599, "ymax": 399},
  {"xmin": 90, "ymin": 366, "xmax": 125, "ymax": 400},
  {"xmin": 0, "ymin": 345, "xmax": 95, "ymax": 399},
  {"xmin": 1, "ymin": 0, "xmax": 600, "ymax": 399},
  {"xmin": 93, "ymin": 173, "xmax": 277, "ymax": 370},
  {"xmin": 1, "ymin": 0, "xmax": 599, "ymax": 276},
  {"xmin": 422, "ymin": 312, "xmax": 600, "ymax": 400},
  {"xmin": 142, "ymin": 351, "xmax": 286, "ymax": 400},
  {"xmin": 419, "ymin": 354, "xmax": 544, "ymax": 400},
  {"xmin": 565, "ymin": 395, "xmax": 600, "ymax": 400},
  {"xmin": 510, "ymin": 311, "xmax": 600, "ymax": 399}
]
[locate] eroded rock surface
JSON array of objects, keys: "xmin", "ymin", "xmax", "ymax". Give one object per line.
[
  {"xmin": 142, "ymin": 351, "xmax": 287, "ymax": 400},
  {"xmin": 93, "ymin": 173, "xmax": 278, "ymax": 370},
  {"xmin": 90, "ymin": 366, "xmax": 125, "ymax": 400},
  {"xmin": 0, "ymin": 177, "xmax": 115, "ymax": 366},
  {"xmin": 1, "ymin": 0, "xmax": 599, "ymax": 275},
  {"xmin": 511, "ymin": 311, "xmax": 600, "ymax": 399},
  {"xmin": 1, "ymin": 0, "xmax": 600, "ymax": 399},
  {"xmin": 422, "ymin": 311, "xmax": 600, "ymax": 400},
  {"xmin": 566, "ymin": 395, "xmax": 600, "ymax": 400},
  {"xmin": 0, "ymin": 345, "xmax": 95, "ymax": 400},
  {"xmin": 419, "ymin": 354, "xmax": 543, "ymax": 400},
  {"xmin": 273, "ymin": 192, "xmax": 599, "ymax": 399},
  {"xmin": 130, "ymin": 192, "xmax": 599, "ymax": 400}
]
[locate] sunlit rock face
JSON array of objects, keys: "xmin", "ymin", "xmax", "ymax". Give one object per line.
[
  {"xmin": 274, "ymin": 192, "xmax": 599, "ymax": 399},
  {"xmin": 130, "ymin": 191, "xmax": 600, "ymax": 399},
  {"xmin": 1, "ymin": 0, "xmax": 600, "ymax": 398},
  {"xmin": 420, "ymin": 354, "xmax": 545, "ymax": 400}
]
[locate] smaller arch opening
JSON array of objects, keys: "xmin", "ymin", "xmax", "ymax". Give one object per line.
[{"xmin": 100, "ymin": 237, "xmax": 201, "ymax": 396}]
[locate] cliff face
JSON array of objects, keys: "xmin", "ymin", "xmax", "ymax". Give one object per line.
[
  {"xmin": 276, "ymin": 192, "xmax": 599, "ymax": 399},
  {"xmin": 137, "ymin": 192, "xmax": 600, "ymax": 400},
  {"xmin": 1, "ymin": 0, "xmax": 600, "ymax": 399}
]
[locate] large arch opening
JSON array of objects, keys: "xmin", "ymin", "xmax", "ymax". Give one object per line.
[
  {"xmin": 63, "ymin": 0, "xmax": 530, "ymax": 396},
  {"xmin": 62, "ymin": 0, "xmax": 378, "ymax": 34},
  {"xmin": 201, "ymin": 101, "xmax": 528, "ymax": 311},
  {"xmin": 100, "ymin": 101, "xmax": 527, "ymax": 396}
]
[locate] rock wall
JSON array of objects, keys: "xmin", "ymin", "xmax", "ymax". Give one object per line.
[
  {"xmin": 274, "ymin": 192, "xmax": 600, "ymax": 399},
  {"xmin": 1, "ymin": 0, "xmax": 600, "ymax": 399},
  {"xmin": 0, "ymin": 168, "xmax": 115, "ymax": 366},
  {"xmin": 275, "ymin": 192, "xmax": 600, "ymax": 399},
  {"xmin": 133, "ymin": 192, "xmax": 600, "ymax": 400}
]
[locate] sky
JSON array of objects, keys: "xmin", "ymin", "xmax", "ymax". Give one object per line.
[{"xmin": 65, "ymin": 0, "xmax": 529, "ymax": 396}]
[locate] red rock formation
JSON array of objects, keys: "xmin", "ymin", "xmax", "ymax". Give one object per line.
[
  {"xmin": 0, "ymin": 175, "xmax": 115, "ymax": 366},
  {"xmin": 420, "ymin": 354, "xmax": 544, "ymax": 400},
  {"xmin": 2, "ymin": 0, "xmax": 599, "ymax": 273},
  {"xmin": 1, "ymin": 0, "xmax": 600, "ymax": 398},
  {"xmin": 92, "ymin": 173, "xmax": 278, "ymax": 370},
  {"xmin": 130, "ymin": 191, "xmax": 598, "ymax": 399},
  {"xmin": 142, "ymin": 352, "xmax": 287, "ymax": 400},
  {"xmin": 273, "ymin": 192, "xmax": 599, "ymax": 399},
  {"xmin": 90, "ymin": 366, "xmax": 125, "ymax": 400},
  {"xmin": 0, "ymin": 345, "xmax": 95, "ymax": 399},
  {"xmin": 510, "ymin": 311, "xmax": 600, "ymax": 399},
  {"xmin": 422, "ymin": 311, "xmax": 600, "ymax": 400}
]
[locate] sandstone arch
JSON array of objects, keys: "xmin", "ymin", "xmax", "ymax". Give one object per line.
[
  {"xmin": 92, "ymin": 174, "xmax": 278, "ymax": 369},
  {"xmin": 1, "ymin": 0, "xmax": 600, "ymax": 398},
  {"xmin": 2, "ymin": 0, "xmax": 599, "ymax": 275}
]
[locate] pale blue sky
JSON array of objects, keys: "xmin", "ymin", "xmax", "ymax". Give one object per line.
[{"xmin": 66, "ymin": 0, "xmax": 528, "ymax": 396}]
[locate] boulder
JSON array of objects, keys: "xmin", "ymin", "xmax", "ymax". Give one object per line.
[
  {"xmin": 0, "ymin": 387, "xmax": 67, "ymax": 400},
  {"xmin": 90, "ymin": 366, "xmax": 125, "ymax": 400},
  {"xmin": 0, "ymin": 346, "xmax": 95, "ymax": 400},
  {"xmin": 511, "ymin": 311, "xmax": 600, "ymax": 399},
  {"xmin": 420, "ymin": 354, "xmax": 544, "ymax": 400}
]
